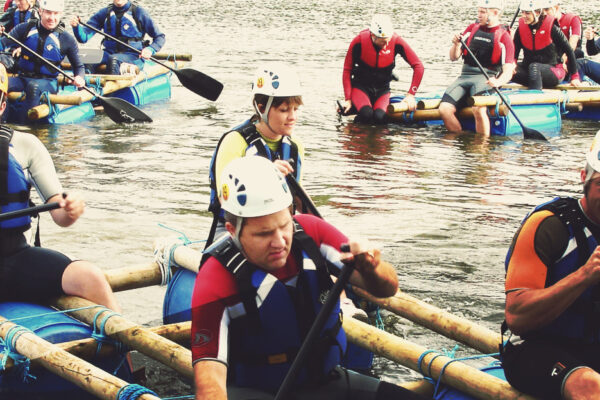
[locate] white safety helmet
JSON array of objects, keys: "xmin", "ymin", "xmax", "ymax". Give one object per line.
[
  {"xmin": 477, "ymin": 0, "xmax": 504, "ymax": 10},
  {"xmin": 520, "ymin": 0, "xmax": 542, "ymax": 11},
  {"xmin": 584, "ymin": 130, "xmax": 600, "ymax": 185},
  {"xmin": 537, "ymin": 0, "xmax": 557, "ymax": 8},
  {"xmin": 39, "ymin": 0, "xmax": 64, "ymax": 12},
  {"xmin": 251, "ymin": 63, "xmax": 302, "ymax": 124},
  {"xmin": 219, "ymin": 156, "xmax": 292, "ymax": 218},
  {"xmin": 369, "ymin": 14, "xmax": 394, "ymax": 38}
]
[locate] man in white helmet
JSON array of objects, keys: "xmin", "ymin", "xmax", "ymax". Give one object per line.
[
  {"xmin": 203, "ymin": 63, "xmax": 306, "ymax": 258},
  {"xmin": 438, "ymin": 0, "xmax": 515, "ymax": 136},
  {"xmin": 502, "ymin": 130, "xmax": 600, "ymax": 398},
  {"xmin": 192, "ymin": 156, "xmax": 426, "ymax": 399},
  {"xmin": 512, "ymin": 0, "xmax": 581, "ymax": 90},
  {"xmin": 0, "ymin": 0, "xmax": 85, "ymax": 123},
  {"xmin": 341, "ymin": 14, "xmax": 424, "ymax": 124}
]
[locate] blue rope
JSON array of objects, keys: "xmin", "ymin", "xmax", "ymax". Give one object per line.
[
  {"xmin": 162, "ymin": 396, "xmax": 194, "ymax": 400},
  {"xmin": 0, "ymin": 324, "xmax": 36, "ymax": 383},
  {"xmin": 374, "ymin": 308, "xmax": 384, "ymax": 330},
  {"xmin": 91, "ymin": 308, "xmax": 124, "ymax": 355},
  {"xmin": 116, "ymin": 383, "xmax": 159, "ymax": 400},
  {"xmin": 157, "ymin": 223, "xmax": 203, "ymax": 246}
]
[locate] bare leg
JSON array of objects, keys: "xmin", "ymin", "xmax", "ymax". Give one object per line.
[
  {"xmin": 439, "ymin": 102, "xmax": 462, "ymax": 132},
  {"xmin": 472, "ymin": 106, "xmax": 490, "ymax": 136},
  {"xmin": 61, "ymin": 260, "xmax": 121, "ymax": 312},
  {"xmin": 564, "ymin": 367, "xmax": 600, "ymax": 400}
]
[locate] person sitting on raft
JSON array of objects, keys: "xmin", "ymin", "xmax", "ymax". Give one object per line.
[
  {"xmin": 0, "ymin": 0, "xmax": 38, "ymax": 33},
  {"xmin": 341, "ymin": 13, "xmax": 424, "ymax": 124},
  {"xmin": 511, "ymin": 0, "xmax": 581, "ymax": 89},
  {"xmin": 501, "ymin": 129, "xmax": 600, "ymax": 399},
  {"xmin": 0, "ymin": 63, "xmax": 122, "ymax": 315},
  {"xmin": 541, "ymin": 0, "xmax": 583, "ymax": 58},
  {"xmin": 438, "ymin": 0, "xmax": 515, "ymax": 136},
  {"xmin": 0, "ymin": 0, "xmax": 84, "ymax": 123},
  {"xmin": 69, "ymin": 0, "xmax": 165, "ymax": 75},
  {"xmin": 192, "ymin": 156, "xmax": 427, "ymax": 400},
  {"xmin": 574, "ymin": 25, "xmax": 600, "ymax": 85}
]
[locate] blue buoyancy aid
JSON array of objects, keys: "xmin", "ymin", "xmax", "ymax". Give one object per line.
[
  {"xmin": 505, "ymin": 197, "xmax": 600, "ymax": 343},
  {"xmin": 12, "ymin": 7, "xmax": 35, "ymax": 30},
  {"xmin": 207, "ymin": 221, "xmax": 346, "ymax": 392},
  {"xmin": 207, "ymin": 119, "xmax": 301, "ymax": 218},
  {"xmin": 17, "ymin": 21, "xmax": 64, "ymax": 77},
  {"xmin": 102, "ymin": 3, "xmax": 144, "ymax": 53},
  {"xmin": 0, "ymin": 126, "xmax": 31, "ymax": 233}
]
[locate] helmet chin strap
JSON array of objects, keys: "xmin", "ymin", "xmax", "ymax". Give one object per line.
[
  {"xmin": 232, "ymin": 217, "xmax": 247, "ymax": 258},
  {"xmin": 253, "ymin": 96, "xmax": 275, "ymax": 129}
]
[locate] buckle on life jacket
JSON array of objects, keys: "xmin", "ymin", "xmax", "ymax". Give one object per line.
[{"xmin": 267, "ymin": 353, "xmax": 289, "ymax": 364}]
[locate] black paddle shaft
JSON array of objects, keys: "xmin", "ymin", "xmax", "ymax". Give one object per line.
[
  {"xmin": 458, "ymin": 37, "xmax": 547, "ymax": 141},
  {"xmin": 0, "ymin": 201, "xmax": 60, "ymax": 222},
  {"xmin": 1, "ymin": 33, "xmax": 152, "ymax": 123},
  {"xmin": 274, "ymin": 256, "xmax": 355, "ymax": 400},
  {"xmin": 286, "ymin": 173, "xmax": 322, "ymax": 218},
  {"xmin": 77, "ymin": 19, "xmax": 224, "ymax": 101}
]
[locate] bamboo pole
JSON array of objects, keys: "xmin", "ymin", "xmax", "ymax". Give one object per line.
[
  {"xmin": 0, "ymin": 315, "xmax": 160, "ymax": 400},
  {"xmin": 468, "ymin": 91, "xmax": 600, "ymax": 107},
  {"xmin": 417, "ymin": 99, "xmax": 441, "ymax": 110},
  {"xmin": 503, "ymin": 83, "xmax": 600, "ymax": 91},
  {"xmin": 387, "ymin": 105, "xmax": 508, "ymax": 122},
  {"xmin": 344, "ymin": 318, "xmax": 534, "ymax": 400},
  {"xmin": 153, "ymin": 52, "xmax": 192, "ymax": 61},
  {"xmin": 386, "ymin": 102, "xmax": 410, "ymax": 113},
  {"xmin": 7, "ymin": 91, "xmax": 87, "ymax": 106},
  {"xmin": 0, "ymin": 321, "xmax": 190, "ymax": 373},
  {"xmin": 53, "ymin": 296, "xmax": 193, "ymax": 380}
]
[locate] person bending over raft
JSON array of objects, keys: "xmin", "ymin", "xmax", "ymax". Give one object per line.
[
  {"xmin": 192, "ymin": 156, "xmax": 427, "ymax": 400},
  {"xmin": 70, "ymin": 0, "xmax": 164, "ymax": 75},
  {"xmin": 438, "ymin": 0, "xmax": 515, "ymax": 136},
  {"xmin": 511, "ymin": 0, "xmax": 581, "ymax": 90},
  {"xmin": 501, "ymin": 129, "xmax": 600, "ymax": 399},
  {"xmin": 0, "ymin": 63, "xmax": 121, "ymax": 313},
  {"xmin": 204, "ymin": 63, "xmax": 305, "ymax": 253},
  {"xmin": 341, "ymin": 14, "xmax": 424, "ymax": 125}
]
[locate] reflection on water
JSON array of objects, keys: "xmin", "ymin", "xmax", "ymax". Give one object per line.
[{"xmin": 12, "ymin": 0, "xmax": 600, "ymax": 394}]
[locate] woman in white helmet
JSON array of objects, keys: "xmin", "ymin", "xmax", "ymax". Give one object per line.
[
  {"xmin": 203, "ymin": 63, "xmax": 306, "ymax": 255},
  {"xmin": 341, "ymin": 13, "xmax": 424, "ymax": 124},
  {"xmin": 512, "ymin": 0, "xmax": 581, "ymax": 90},
  {"xmin": 438, "ymin": 0, "xmax": 515, "ymax": 136},
  {"xmin": 192, "ymin": 156, "xmax": 427, "ymax": 400}
]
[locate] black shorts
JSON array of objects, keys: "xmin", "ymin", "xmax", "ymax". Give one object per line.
[
  {"xmin": 0, "ymin": 237, "xmax": 71, "ymax": 303},
  {"xmin": 441, "ymin": 65, "xmax": 495, "ymax": 108},
  {"xmin": 502, "ymin": 340, "xmax": 600, "ymax": 399}
]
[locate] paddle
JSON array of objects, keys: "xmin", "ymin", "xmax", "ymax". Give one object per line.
[
  {"xmin": 0, "ymin": 201, "xmax": 60, "ymax": 222},
  {"xmin": 77, "ymin": 19, "xmax": 224, "ymax": 101},
  {"xmin": 285, "ymin": 173, "xmax": 322, "ymax": 218},
  {"xmin": 274, "ymin": 244, "xmax": 355, "ymax": 400},
  {"xmin": 1, "ymin": 33, "xmax": 153, "ymax": 123},
  {"xmin": 459, "ymin": 36, "xmax": 547, "ymax": 141},
  {"xmin": 509, "ymin": 6, "xmax": 520, "ymax": 30}
]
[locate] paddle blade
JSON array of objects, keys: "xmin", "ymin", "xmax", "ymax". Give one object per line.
[
  {"xmin": 79, "ymin": 48, "xmax": 104, "ymax": 64},
  {"xmin": 522, "ymin": 126, "xmax": 548, "ymax": 141},
  {"xmin": 99, "ymin": 96, "xmax": 153, "ymax": 123},
  {"xmin": 175, "ymin": 68, "xmax": 223, "ymax": 101}
]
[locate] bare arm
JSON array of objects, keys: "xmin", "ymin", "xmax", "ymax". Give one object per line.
[
  {"xmin": 194, "ymin": 360, "xmax": 228, "ymax": 400},
  {"xmin": 48, "ymin": 192, "xmax": 85, "ymax": 227},
  {"xmin": 506, "ymin": 245, "xmax": 600, "ymax": 334},
  {"xmin": 449, "ymin": 33, "xmax": 462, "ymax": 61}
]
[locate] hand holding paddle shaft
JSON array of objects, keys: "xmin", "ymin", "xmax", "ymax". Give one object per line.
[
  {"xmin": 0, "ymin": 32, "xmax": 152, "ymax": 123},
  {"xmin": 76, "ymin": 19, "xmax": 224, "ymax": 101},
  {"xmin": 459, "ymin": 36, "xmax": 547, "ymax": 141}
]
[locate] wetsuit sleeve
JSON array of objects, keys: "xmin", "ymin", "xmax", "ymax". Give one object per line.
[
  {"xmin": 342, "ymin": 34, "xmax": 360, "ymax": 100},
  {"xmin": 500, "ymin": 31, "xmax": 515, "ymax": 64},
  {"xmin": 0, "ymin": 8, "xmax": 13, "ymax": 29},
  {"xmin": 513, "ymin": 27, "xmax": 522, "ymax": 62},
  {"xmin": 1, "ymin": 21, "xmax": 25, "ymax": 49},
  {"xmin": 61, "ymin": 33, "xmax": 85, "ymax": 78},
  {"xmin": 294, "ymin": 214, "xmax": 349, "ymax": 276},
  {"xmin": 290, "ymin": 134, "xmax": 304, "ymax": 183},
  {"xmin": 191, "ymin": 259, "xmax": 239, "ymax": 365},
  {"xmin": 570, "ymin": 15, "xmax": 582, "ymax": 37},
  {"xmin": 552, "ymin": 25, "xmax": 579, "ymax": 80},
  {"xmin": 137, "ymin": 6, "xmax": 165, "ymax": 54},
  {"xmin": 11, "ymin": 131, "xmax": 62, "ymax": 202},
  {"xmin": 394, "ymin": 36, "xmax": 424, "ymax": 95},
  {"xmin": 505, "ymin": 210, "xmax": 569, "ymax": 293},
  {"xmin": 586, "ymin": 37, "xmax": 600, "ymax": 56},
  {"xmin": 73, "ymin": 8, "xmax": 106, "ymax": 43},
  {"xmin": 213, "ymin": 131, "xmax": 249, "ymax": 194}
]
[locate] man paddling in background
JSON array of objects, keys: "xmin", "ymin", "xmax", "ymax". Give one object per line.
[
  {"xmin": 192, "ymin": 156, "xmax": 426, "ymax": 400},
  {"xmin": 502, "ymin": 130, "xmax": 600, "ymax": 398},
  {"xmin": 0, "ymin": 63, "xmax": 121, "ymax": 314},
  {"xmin": 341, "ymin": 14, "xmax": 424, "ymax": 124},
  {"xmin": 438, "ymin": 0, "xmax": 515, "ymax": 136},
  {"xmin": 0, "ymin": 0, "xmax": 84, "ymax": 123},
  {"xmin": 70, "ymin": 0, "xmax": 164, "ymax": 75}
]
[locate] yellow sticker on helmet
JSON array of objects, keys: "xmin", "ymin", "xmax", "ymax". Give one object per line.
[
  {"xmin": 257, "ymin": 77, "xmax": 264, "ymax": 88},
  {"xmin": 222, "ymin": 184, "xmax": 229, "ymax": 201}
]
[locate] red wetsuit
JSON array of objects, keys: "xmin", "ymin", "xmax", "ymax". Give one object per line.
[
  {"xmin": 342, "ymin": 29, "xmax": 424, "ymax": 113},
  {"xmin": 190, "ymin": 214, "xmax": 348, "ymax": 365}
]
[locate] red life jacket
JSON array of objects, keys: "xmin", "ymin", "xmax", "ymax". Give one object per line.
[
  {"xmin": 558, "ymin": 13, "xmax": 576, "ymax": 39},
  {"xmin": 518, "ymin": 15, "xmax": 559, "ymax": 65},
  {"xmin": 463, "ymin": 23, "xmax": 507, "ymax": 71},
  {"xmin": 351, "ymin": 29, "xmax": 397, "ymax": 89}
]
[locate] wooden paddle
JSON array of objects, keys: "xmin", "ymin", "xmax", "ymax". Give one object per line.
[
  {"xmin": 2, "ymin": 33, "xmax": 153, "ymax": 124},
  {"xmin": 459, "ymin": 36, "xmax": 547, "ymax": 141},
  {"xmin": 77, "ymin": 19, "xmax": 224, "ymax": 101}
]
